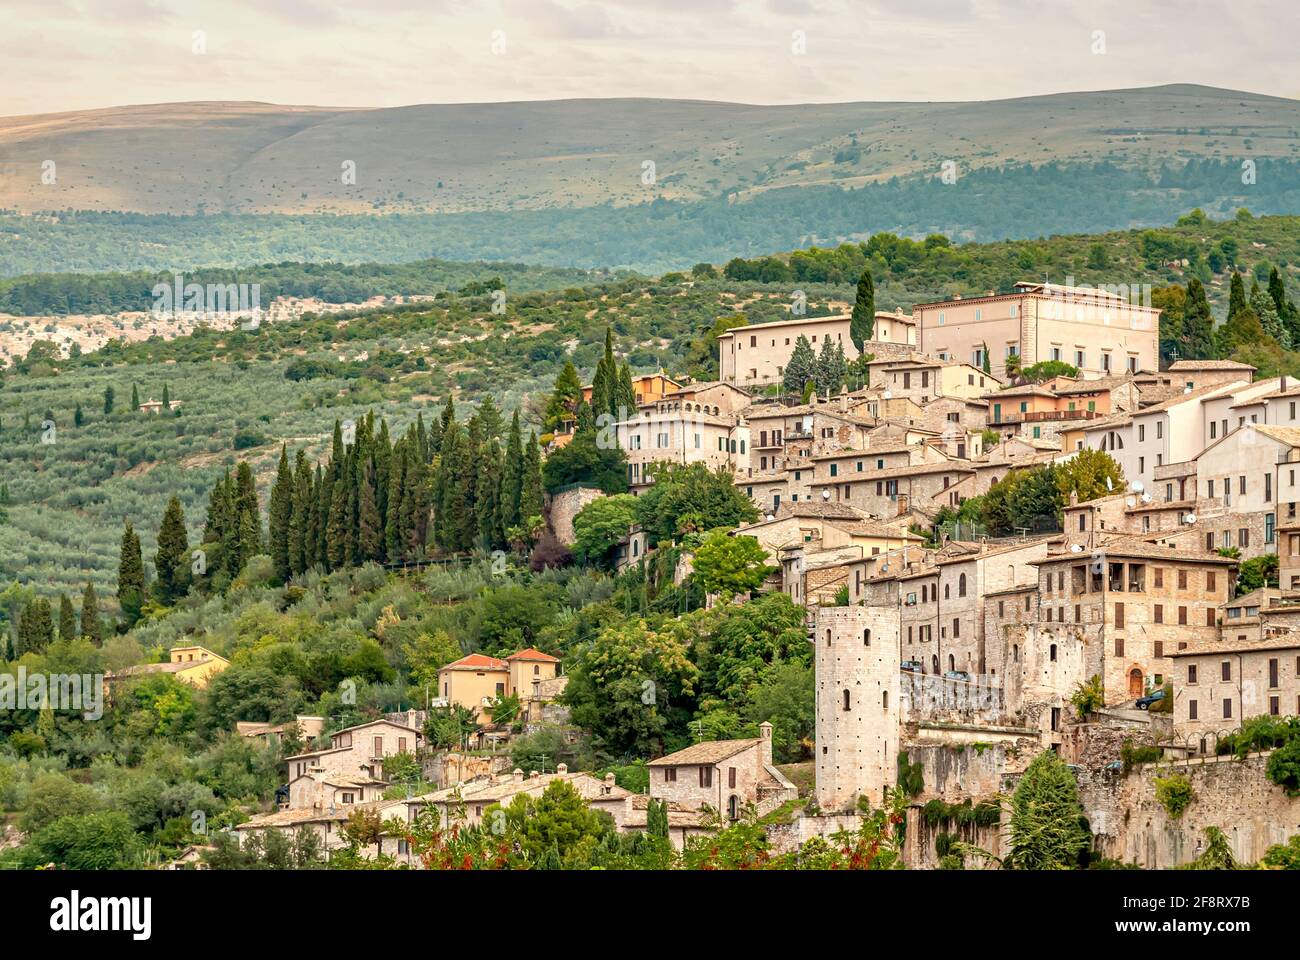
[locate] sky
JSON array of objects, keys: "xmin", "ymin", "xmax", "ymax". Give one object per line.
[{"xmin": 1, "ymin": 0, "xmax": 1296, "ymax": 116}]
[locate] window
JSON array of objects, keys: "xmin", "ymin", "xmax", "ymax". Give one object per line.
[
  {"xmin": 1189, "ymin": 699, "xmax": 1198, "ymax": 720},
  {"xmin": 664, "ymin": 768, "xmax": 676, "ymax": 782},
  {"xmin": 1223, "ymin": 699, "xmax": 1233, "ymax": 720},
  {"xmin": 1115, "ymin": 602, "xmax": 1124, "ymax": 627},
  {"xmin": 1270, "ymin": 658, "xmax": 1280, "ymax": 688},
  {"xmin": 1154, "ymin": 604, "xmax": 1163, "ymax": 624},
  {"xmin": 729, "ymin": 767, "xmax": 736, "ymax": 788},
  {"xmin": 1221, "ymin": 661, "xmax": 1232, "ymax": 681},
  {"xmin": 699, "ymin": 766, "xmax": 713, "ymax": 787},
  {"xmin": 1207, "ymin": 571, "xmax": 1216, "ymax": 592},
  {"xmin": 1178, "ymin": 606, "xmax": 1187, "ymax": 625},
  {"xmin": 1050, "ymin": 644, "xmax": 1058, "ymax": 662},
  {"xmin": 1115, "ymin": 637, "xmax": 1124, "ymax": 656},
  {"xmin": 959, "ymin": 573, "xmax": 967, "ymax": 596},
  {"xmin": 1188, "ymin": 664, "xmax": 1198, "ymax": 684},
  {"xmin": 842, "ymin": 689, "xmax": 851, "ymax": 711}
]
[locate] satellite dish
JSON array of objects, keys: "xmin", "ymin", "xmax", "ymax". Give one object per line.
[
  {"xmin": 822, "ymin": 489, "xmax": 831, "ymax": 500},
  {"xmin": 1184, "ymin": 513, "xmax": 1197, "ymax": 524},
  {"xmin": 1105, "ymin": 477, "xmax": 1113, "ymax": 491},
  {"xmin": 1070, "ymin": 544, "xmax": 1084, "ymax": 553},
  {"xmin": 1141, "ymin": 493, "xmax": 1152, "ymax": 503},
  {"xmin": 1131, "ymin": 480, "xmax": 1145, "ymax": 493},
  {"xmin": 1126, "ymin": 497, "xmax": 1136, "ymax": 508}
]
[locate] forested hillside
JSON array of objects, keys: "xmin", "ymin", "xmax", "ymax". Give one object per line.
[
  {"xmin": 3, "ymin": 211, "xmax": 1299, "ymax": 613},
  {"xmin": 5, "ymin": 158, "xmax": 1300, "ymax": 276}
]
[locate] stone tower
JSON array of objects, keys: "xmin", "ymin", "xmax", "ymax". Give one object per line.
[{"xmin": 814, "ymin": 605, "xmax": 901, "ymax": 812}]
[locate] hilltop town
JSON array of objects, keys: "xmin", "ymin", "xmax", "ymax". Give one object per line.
[{"xmin": 8, "ymin": 258, "xmax": 1300, "ymax": 874}]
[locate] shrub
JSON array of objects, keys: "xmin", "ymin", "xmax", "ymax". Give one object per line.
[{"xmin": 1154, "ymin": 772, "xmax": 1194, "ymax": 818}]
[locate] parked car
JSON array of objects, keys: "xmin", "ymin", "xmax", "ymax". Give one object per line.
[
  {"xmin": 901, "ymin": 660, "xmax": 924, "ymax": 674},
  {"xmin": 944, "ymin": 670, "xmax": 972, "ymax": 682},
  {"xmin": 1136, "ymin": 688, "xmax": 1166, "ymax": 710}
]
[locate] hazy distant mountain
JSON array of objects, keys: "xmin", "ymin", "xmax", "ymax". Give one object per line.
[{"xmin": 2, "ymin": 84, "xmax": 1296, "ymax": 216}]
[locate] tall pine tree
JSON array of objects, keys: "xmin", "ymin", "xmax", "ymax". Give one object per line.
[
  {"xmin": 117, "ymin": 520, "xmax": 146, "ymax": 629},
  {"xmin": 849, "ymin": 268, "xmax": 875, "ymax": 350},
  {"xmin": 269, "ymin": 445, "xmax": 294, "ymax": 582},
  {"xmin": 154, "ymin": 495, "xmax": 190, "ymax": 604}
]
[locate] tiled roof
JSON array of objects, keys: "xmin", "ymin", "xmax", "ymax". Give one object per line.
[
  {"xmin": 1168, "ymin": 359, "xmax": 1258, "ymax": 371},
  {"xmin": 440, "ymin": 653, "xmax": 509, "ymax": 671},
  {"xmin": 647, "ymin": 738, "xmax": 762, "ymax": 767},
  {"xmin": 505, "ymin": 647, "xmax": 559, "ymax": 663}
]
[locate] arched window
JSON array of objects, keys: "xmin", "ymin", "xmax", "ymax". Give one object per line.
[
  {"xmin": 958, "ymin": 573, "xmax": 967, "ymax": 597},
  {"xmin": 727, "ymin": 795, "xmax": 739, "ymax": 821},
  {"xmin": 863, "ymin": 629, "xmax": 871, "ymax": 646},
  {"xmin": 931, "ymin": 655, "xmax": 939, "ymax": 674},
  {"xmin": 1013, "ymin": 644, "xmax": 1020, "ymax": 662},
  {"xmin": 1050, "ymin": 643, "xmax": 1058, "ymax": 662},
  {"xmin": 842, "ymin": 689, "xmax": 851, "ymax": 711},
  {"xmin": 948, "ymin": 654, "xmax": 955, "ymax": 672},
  {"xmin": 944, "ymin": 584, "xmax": 950, "ymax": 599}
]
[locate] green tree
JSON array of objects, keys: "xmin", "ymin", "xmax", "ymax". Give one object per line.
[
  {"xmin": 849, "ymin": 269, "xmax": 875, "ymax": 350},
  {"xmin": 268, "ymin": 444, "xmax": 294, "ymax": 582},
  {"xmin": 58, "ymin": 593, "xmax": 77, "ymax": 642},
  {"xmin": 632, "ymin": 462, "xmax": 759, "ymax": 546},
  {"xmin": 782, "ymin": 335, "xmax": 817, "ymax": 395},
  {"xmin": 1005, "ymin": 750, "xmax": 1089, "ymax": 869},
  {"xmin": 544, "ymin": 361, "xmax": 583, "ymax": 433},
  {"xmin": 80, "ymin": 581, "xmax": 103, "ymax": 645},
  {"xmin": 154, "ymin": 495, "xmax": 191, "ymax": 604},
  {"xmin": 1055, "ymin": 449, "xmax": 1124, "ymax": 505},
  {"xmin": 117, "ymin": 520, "xmax": 146, "ymax": 628},
  {"xmin": 102, "ymin": 384, "xmax": 115, "ymax": 415},
  {"xmin": 572, "ymin": 494, "xmax": 639, "ymax": 567},
  {"xmin": 1181, "ymin": 279, "xmax": 1215, "ymax": 360},
  {"xmin": 690, "ymin": 531, "xmax": 775, "ymax": 597}
]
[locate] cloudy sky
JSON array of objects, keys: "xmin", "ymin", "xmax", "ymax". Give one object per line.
[{"xmin": 1, "ymin": 0, "xmax": 1295, "ymax": 116}]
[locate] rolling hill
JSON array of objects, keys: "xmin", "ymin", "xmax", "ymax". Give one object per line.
[{"xmin": 2, "ymin": 84, "xmax": 1298, "ymax": 216}]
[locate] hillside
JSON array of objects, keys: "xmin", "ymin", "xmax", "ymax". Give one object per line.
[
  {"xmin": 4, "ymin": 86, "xmax": 1298, "ymax": 215},
  {"xmin": 2, "ymin": 212, "xmax": 1298, "ymax": 613},
  {"xmin": 2, "ymin": 85, "xmax": 1299, "ymax": 274}
]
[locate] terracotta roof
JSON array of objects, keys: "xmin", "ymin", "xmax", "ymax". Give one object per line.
[
  {"xmin": 813, "ymin": 461, "xmax": 973, "ymax": 482},
  {"xmin": 236, "ymin": 801, "xmax": 385, "ymax": 830},
  {"xmin": 440, "ymin": 653, "xmax": 509, "ymax": 671},
  {"xmin": 1249, "ymin": 424, "xmax": 1300, "ymax": 447},
  {"xmin": 1168, "ymin": 359, "xmax": 1258, "ymax": 371},
  {"xmin": 647, "ymin": 738, "xmax": 762, "ymax": 767},
  {"xmin": 505, "ymin": 647, "xmax": 559, "ymax": 663},
  {"xmin": 1032, "ymin": 535, "xmax": 1237, "ymax": 566}
]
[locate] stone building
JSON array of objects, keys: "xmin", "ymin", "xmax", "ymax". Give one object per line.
[
  {"xmin": 914, "ymin": 281, "xmax": 1160, "ymax": 381},
  {"xmin": 647, "ymin": 722, "xmax": 796, "ymax": 823},
  {"xmin": 716, "ymin": 314, "xmax": 858, "ymax": 387},
  {"xmin": 285, "ymin": 718, "xmax": 424, "ymax": 786}
]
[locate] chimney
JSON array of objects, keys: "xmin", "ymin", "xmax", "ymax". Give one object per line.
[
  {"xmin": 556, "ymin": 762, "xmax": 568, "ymax": 775},
  {"xmin": 529, "ymin": 770, "xmax": 540, "ymax": 781},
  {"xmin": 604, "ymin": 772, "xmax": 616, "ymax": 795},
  {"xmin": 513, "ymin": 768, "xmax": 524, "ymax": 783},
  {"xmin": 759, "ymin": 721, "xmax": 774, "ymax": 767}
]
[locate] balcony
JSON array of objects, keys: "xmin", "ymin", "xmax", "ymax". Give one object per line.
[{"xmin": 990, "ymin": 408, "xmax": 1101, "ymax": 427}]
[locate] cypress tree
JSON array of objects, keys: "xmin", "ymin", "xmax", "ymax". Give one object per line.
[
  {"xmin": 1181, "ymin": 279, "xmax": 1215, "ymax": 360},
  {"xmin": 313, "ymin": 465, "xmax": 332, "ymax": 568},
  {"xmin": 849, "ymin": 268, "xmax": 875, "ymax": 350},
  {"xmin": 130, "ymin": 383, "xmax": 139, "ymax": 411},
  {"xmin": 269, "ymin": 445, "xmax": 294, "ymax": 583},
  {"xmin": 616, "ymin": 362, "xmax": 637, "ymax": 419},
  {"xmin": 1268, "ymin": 266, "xmax": 1300, "ymax": 345},
  {"xmin": 154, "ymin": 495, "xmax": 191, "ymax": 604},
  {"xmin": 520, "ymin": 431, "xmax": 544, "ymax": 523},
  {"xmin": 1227, "ymin": 271, "xmax": 1248, "ymax": 324},
  {"xmin": 783, "ymin": 335, "xmax": 816, "ymax": 395},
  {"xmin": 103, "ymin": 385, "xmax": 115, "ymax": 415},
  {"xmin": 815, "ymin": 336, "xmax": 838, "ymax": 396},
  {"xmin": 1250, "ymin": 281, "xmax": 1290, "ymax": 349},
  {"xmin": 58, "ymin": 593, "xmax": 77, "ymax": 642},
  {"xmin": 80, "ymin": 581, "xmax": 103, "ymax": 646},
  {"xmin": 74, "ymin": 403, "xmax": 84, "ymax": 428},
  {"xmin": 19, "ymin": 599, "xmax": 54, "ymax": 655},
  {"xmin": 475, "ymin": 438, "xmax": 504, "ymax": 548},
  {"xmin": 386, "ymin": 444, "xmax": 408, "ymax": 562},
  {"xmin": 358, "ymin": 458, "xmax": 383, "ymax": 562},
  {"xmin": 498, "ymin": 410, "xmax": 524, "ymax": 535},
  {"xmin": 117, "ymin": 520, "xmax": 146, "ymax": 628},
  {"xmin": 162, "ymin": 383, "xmax": 171, "ymax": 410},
  {"xmin": 477, "ymin": 395, "xmax": 504, "ymax": 440},
  {"xmin": 234, "ymin": 460, "xmax": 262, "ymax": 566},
  {"xmin": 288, "ymin": 450, "xmax": 312, "ymax": 575},
  {"xmin": 326, "ymin": 471, "xmax": 349, "ymax": 570}
]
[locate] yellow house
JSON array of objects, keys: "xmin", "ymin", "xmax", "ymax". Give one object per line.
[
  {"xmin": 437, "ymin": 648, "xmax": 562, "ymax": 724},
  {"xmin": 109, "ymin": 644, "xmax": 231, "ymax": 689}
]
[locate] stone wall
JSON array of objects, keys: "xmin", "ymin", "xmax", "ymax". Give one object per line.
[
  {"xmin": 547, "ymin": 486, "xmax": 604, "ymax": 545},
  {"xmin": 1079, "ymin": 751, "xmax": 1300, "ymax": 868}
]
